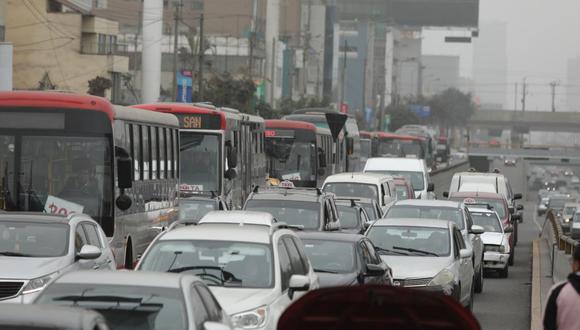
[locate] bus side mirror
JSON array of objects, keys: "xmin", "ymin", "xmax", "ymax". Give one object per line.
[
  {"xmin": 227, "ymin": 145, "xmax": 238, "ymax": 169},
  {"xmin": 115, "ymin": 147, "xmax": 133, "ymax": 189},
  {"xmin": 318, "ymin": 149, "xmax": 327, "ymax": 168},
  {"xmin": 427, "ymin": 183, "xmax": 435, "ymax": 192},
  {"xmin": 225, "ymin": 168, "xmax": 237, "ymax": 180}
]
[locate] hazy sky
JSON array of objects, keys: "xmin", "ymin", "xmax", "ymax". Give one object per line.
[{"xmin": 422, "ymin": 0, "xmax": 580, "ymax": 111}]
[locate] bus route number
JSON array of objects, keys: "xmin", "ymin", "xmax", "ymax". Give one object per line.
[{"xmin": 183, "ymin": 116, "xmax": 202, "ymax": 129}]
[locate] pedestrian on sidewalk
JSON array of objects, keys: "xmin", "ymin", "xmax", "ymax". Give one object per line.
[{"xmin": 543, "ymin": 246, "xmax": 580, "ymax": 330}]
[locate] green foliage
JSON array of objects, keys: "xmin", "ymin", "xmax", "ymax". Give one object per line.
[
  {"xmin": 201, "ymin": 73, "xmax": 256, "ymax": 113},
  {"xmin": 386, "ymin": 103, "xmax": 419, "ymax": 131},
  {"xmin": 428, "ymin": 88, "xmax": 476, "ymax": 127},
  {"xmin": 87, "ymin": 76, "xmax": 112, "ymax": 97},
  {"xmin": 276, "ymin": 97, "xmax": 331, "ymax": 117}
]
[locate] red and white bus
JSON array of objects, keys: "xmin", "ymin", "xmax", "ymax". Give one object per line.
[
  {"xmin": 132, "ymin": 103, "xmax": 266, "ymax": 209},
  {"xmin": 372, "ymin": 132, "xmax": 428, "ymax": 161},
  {"xmin": 0, "ymin": 91, "xmax": 180, "ymax": 268},
  {"xmin": 265, "ymin": 119, "xmax": 333, "ymax": 188}
]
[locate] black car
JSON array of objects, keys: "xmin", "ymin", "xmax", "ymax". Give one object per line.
[
  {"xmin": 297, "ymin": 232, "xmax": 393, "ymax": 288},
  {"xmin": 335, "ymin": 199, "xmax": 374, "ymax": 234}
]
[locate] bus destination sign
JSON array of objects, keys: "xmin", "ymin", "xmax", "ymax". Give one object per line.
[{"xmin": 178, "ymin": 113, "xmax": 222, "ymax": 130}]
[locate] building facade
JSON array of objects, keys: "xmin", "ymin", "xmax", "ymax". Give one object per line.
[
  {"xmin": 6, "ymin": 0, "xmax": 129, "ymax": 100},
  {"xmin": 421, "ymin": 55, "xmax": 460, "ymax": 96}
]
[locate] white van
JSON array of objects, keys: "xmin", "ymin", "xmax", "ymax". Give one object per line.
[
  {"xmin": 322, "ymin": 172, "xmax": 397, "ymax": 214},
  {"xmin": 363, "ymin": 157, "xmax": 434, "ymax": 199},
  {"xmin": 445, "ymin": 172, "xmax": 522, "ymax": 208}
]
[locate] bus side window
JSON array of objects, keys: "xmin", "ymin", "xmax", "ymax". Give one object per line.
[
  {"xmin": 142, "ymin": 125, "xmax": 150, "ymax": 180},
  {"xmin": 151, "ymin": 126, "xmax": 158, "ymax": 180},
  {"xmin": 132, "ymin": 124, "xmax": 141, "ymax": 181},
  {"xmin": 173, "ymin": 129, "xmax": 179, "ymax": 179},
  {"xmin": 159, "ymin": 128, "xmax": 166, "ymax": 179}
]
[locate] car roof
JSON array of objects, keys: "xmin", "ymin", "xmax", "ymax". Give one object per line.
[
  {"xmin": 364, "ymin": 157, "xmax": 425, "ymax": 171},
  {"xmin": 449, "ymin": 191, "xmax": 504, "ymax": 200},
  {"xmin": 324, "ymin": 172, "xmax": 393, "ymax": 185},
  {"xmin": 248, "ymin": 188, "xmax": 327, "ymax": 202},
  {"xmin": 161, "ymin": 223, "xmax": 273, "ymax": 244},
  {"xmin": 372, "ymin": 218, "xmax": 452, "ymax": 229},
  {"xmin": 393, "ymin": 199, "xmax": 462, "ymax": 208},
  {"xmin": 54, "ymin": 270, "xmax": 192, "ymax": 288},
  {"xmin": 297, "ymin": 231, "xmax": 364, "ymax": 242},
  {"xmin": 455, "ymin": 172, "xmax": 505, "ymax": 178},
  {"xmin": 0, "ymin": 212, "xmax": 86, "ymax": 224},
  {"xmin": 0, "ymin": 304, "xmax": 104, "ymax": 328}
]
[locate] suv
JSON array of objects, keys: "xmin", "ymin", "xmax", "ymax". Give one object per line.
[
  {"xmin": 136, "ymin": 211, "xmax": 319, "ymax": 330},
  {"xmin": 0, "ymin": 213, "xmax": 116, "ymax": 303},
  {"xmin": 178, "ymin": 194, "xmax": 229, "ymax": 224},
  {"xmin": 243, "ymin": 185, "xmax": 342, "ymax": 231},
  {"xmin": 383, "ymin": 199, "xmax": 485, "ymax": 294}
]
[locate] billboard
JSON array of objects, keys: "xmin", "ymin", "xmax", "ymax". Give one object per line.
[{"xmin": 338, "ymin": 0, "xmax": 479, "ymax": 28}]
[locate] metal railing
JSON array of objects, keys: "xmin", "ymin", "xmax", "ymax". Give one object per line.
[{"xmin": 545, "ymin": 209, "xmax": 578, "ymax": 255}]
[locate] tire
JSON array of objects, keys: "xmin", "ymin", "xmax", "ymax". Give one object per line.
[
  {"xmin": 509, "ymin": 250, "xmax": 515, "ymax": 266},
  {"xmin": 499, "ymin": 266, "xmax": 509, "ymax": 278},
  {"xmin": 474, "ymin": 264, "xmax": 484, "ymax": 293},
  {"xmin": 467, "ymin": 281, "xmax": 475, "ymax": 311},
  {"xmin": 514, "ymin": 221, "xmax": 519, "ymax": 246},
  {"xmin": 124, "ymin": 240, "xmax": 134, "ymax": 270}
]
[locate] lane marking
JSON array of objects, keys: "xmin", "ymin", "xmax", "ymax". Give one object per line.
[
  {"xmin": 530, "ymin": 240, "xmax": 542, "ymax": 330},
  {"xmin": 532, "ymin": 208, "xmax": 543, "ymax": 233}
]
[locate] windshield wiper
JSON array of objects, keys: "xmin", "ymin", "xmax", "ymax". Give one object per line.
[
  {"xmin": 168, "ymin": 265, "xmax": 241, "ymax": 286},
  {"xmin": 0, "ymin": 251, "xmax": 34, "ymax": 257},
  {"xmin": 314, "ymin": 268, "xmax": 339, "ymax": 274},
  {"xmin": 374, "ymin": 247, "xmax": 408, "ymax": 256},
  {"xmin": 392, "ymin": 246, "xmax": 439, "ymax": 257}
]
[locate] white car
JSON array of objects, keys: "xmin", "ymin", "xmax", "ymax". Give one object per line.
[
  {"xmin": 0, "ymin": 213, "xmax": 116, "ymax": 304},
  {"xmin": 322, "ymin": 172, "xmax": 397, "ymax": 214},
  {"xmin": 468, "ymin": 208, "xmax": 512, "ymax": 278},
  {"xmin": 136, "ymin": 211, "xmax": 319, "ymax": 330},
  {"xmin": 363, "ymin": 157, "xmax": 435, "ymax": 199},
  {"xmin": 366, "ymin": 219, "xmax": 475, "ymax": 310}
]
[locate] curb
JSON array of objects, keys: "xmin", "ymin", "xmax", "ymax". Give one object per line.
[{"xmin": 531, "ymin": 239, "xmax": 542, "ymax": 330}]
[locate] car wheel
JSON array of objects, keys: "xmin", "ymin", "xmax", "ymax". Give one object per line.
[
  {"xmin": 474, "ymin": 264, "xmax": 484, "ymax": 293},
  {"xmin": 499, "ymin": 266, "xmax": 509, "ymax": 278},
  {"xmin": 509, "ymin": 250, "xmax": 515, "ymax": 266},
  {"xmin": 467, "ymin": 281, "xmax": 475, "ymax": 311},
  {"xmin": 514, "ymin": 222, "xmax": 519, "ymax": 246}
]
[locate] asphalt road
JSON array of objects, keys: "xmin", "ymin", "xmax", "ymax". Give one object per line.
[{"xmin": 432, "ymin": 159, "xmax": 534, "ymax": 329}]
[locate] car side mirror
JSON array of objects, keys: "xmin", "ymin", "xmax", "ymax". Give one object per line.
[
  {"xmin": 325, "ymin": 221, "xmax": 341, "ymax": 232},
  {"xmin": 427, "ymin": 183, "xmax": 435, "ymax": 192},
  {"xmin": 77, "ymin": 245, "xmax": 102, "ymax": 260},
  {"xmin": 224, "ymin": 168, "xmax": 238, "ymax": 180},
  {"xmin": 504, "ymin": 226, "xmax": 514, "ymax": 233},
  {"xmin": 203, "ymin": 321, "xmax": 231, "ymax": 330},
  {"xmin": 511, "ymin": 214, "xmax": 521, "ymax": 222},
  {"xmin": 517, "ymin": 205, "xmax": 524, "ymax": 211},
  {"xmin": 383, "ymin": 195, "xmax": 393, "ymax": 206},
  {"xmin": 288, "ymin": 274, "xmax": 310, "ymax": 300},
  {"xmin": 459, "ymin": 249, "xmax": 472, "ymax": 259},
  {"xmin": 363, "ymin": 220, "xmax": 375, "ymax": 230},
  {"xmin": 365, "ymin": 264, "xmax": 385, "ymax": 277},
  {"xmin": 442, "ymin": 191, "xmax": 449, "ymax": 198},
  {"xmin": 514, "ymin": 193, "xmax": 523, "ymax": 200},
  {"xmin": 470, "ymin": 225, "xmax": 485, "ymax": 235}
]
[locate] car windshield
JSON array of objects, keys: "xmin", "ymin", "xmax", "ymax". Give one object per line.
[
  {"xmin": 36, "ymin": 284, "xmax": 186, "ymax": 330},
  {"xmin": 385, "ymin": 205, "xmax": 464, "ymax": 230},
  {"xmin": 179, "ymin": 132, "xmax": 220, "ymax": 193},
  {"xmin": 138, "ymin": 240, "xmax": 274, "ymax": 288},
  {"xmin": 450, "ymin": 198, "xmax": 508, "ymax": 219},
  {"xmin": 0, "ymin": 135, "xmax": 112, "ymax": 223},
  {"xmin": 365, "ymin": 170, "xmax": 424, "ymax": 191},
  {"xmin": 394, "ymin": 185, "xmax": 410, "ymax": 200},
  {"xmin": 336, "ymin": 205, "xmax": 360, "ymax": 229},
  {"xmin": 359, "ymin": 202, "xmax": 379, "ymax": 220},
  {"xmin": 324, "ymin": 183, "xmax": 378, "ymax": 200},
  {"xmin": 302, "ymin": 239, "xmax": 356, "ymax": 273},
  {"xmin": 471, "ymin": 212, "xmax": 502, "ymax": 233},
  {"xmin": 0, "ymin": 221, "xmax": 69, "ymax": 257},
  {"xmin": 367, "ymin": 226, "xmax": 450, "ymax": 257},
  {"xmin": 377, "ymin": 141, "xmax": 402, "ymax": 156},
  {"xmin": 244, "ymin": 199, "xmax": 320, "ymax": 230},
  {"xmin": 178, "ymin": 199, "xmax": 216, "ymax": 221},
  {"xmin": 565, "ymin": 206, "xmax": 577, "ymax": 215},
  {"xmin": 266, "ymin": 138, "xmax": 316, "ymax": 182},
  {"xmin": 551, "ymin": 198, "xmax": 573, "ymax": 209}
]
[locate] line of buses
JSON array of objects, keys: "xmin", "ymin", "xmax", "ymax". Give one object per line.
[{"xmin": 0, "ymin": 91, "xmax": 444, "ymax": 269}]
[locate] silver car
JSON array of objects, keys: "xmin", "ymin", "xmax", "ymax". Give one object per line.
[
  {"xmin": 0, "ymin": 304, "xmax": 109, "ymax": 330},
  {"xmin": 34, "ymin": 270, "xmax": 233, "ymax": 330},
  {"xmin": 366, "ymin": 218, "xmax": 475, "ymax": 310},
  {"xmin": 0, "ymin": 213, "xmax": 116, "ymax": 303}
]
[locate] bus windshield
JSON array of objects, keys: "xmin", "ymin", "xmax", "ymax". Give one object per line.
[
  {"xmin": 266, "ymin": 138, "xmax": 316, "ymax": 182},
  {"xmin": 377, "ymin": 141, "xmax": 401, "ymax": 157},
  {"xmin": 0, "ymin": 135, "xmax": 112, "ymax": 223},
  {"xmin": 180, "ymin": 132, "xmax": 220, "ymax": 193},
  {"xmin": 400, "ymin": 141, "xmax": 424, "ymax": 158}
]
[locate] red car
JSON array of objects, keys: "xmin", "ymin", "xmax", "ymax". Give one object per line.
[
  {"xmin": 448, "ymin": 191, "xmax": 515, "ymax": 266},
  {"xmin": 393, "ymin": 177, "xmax": 416, "ymax": 200}
]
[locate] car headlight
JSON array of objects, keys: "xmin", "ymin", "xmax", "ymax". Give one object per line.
[
  {"xmin": 232, "ymin": 306, "xmax": 268, "ymax": 329},
  {"xmin": 565, "ymin": 218, "xmax": 571, "ymax": 223},
  {"xmin": 428, "ymin": 269, "xmax": 454, "ymax": 287},
  {"xmin": 22, "ymin": 272, "xmax": 59, "ymax": 294},
  {"xmin": 484, "ymin": 245, "xmax": 506, "ymax": 253}
]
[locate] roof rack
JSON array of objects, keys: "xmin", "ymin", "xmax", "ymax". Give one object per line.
[
  {"xmin": 334, "ymin": 197, "xmax": 360, "ymax": 207},
  {"xmin": 464, "ymin": 202, "xmax": 494, "ymax": 211},
  {"xmin": 253, "ymin": 185, "xmax": 323, "ymax": 196}
]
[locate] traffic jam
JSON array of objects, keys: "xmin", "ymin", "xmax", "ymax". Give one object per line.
[{"xmin": 0, "ymin": 92, "xmax": 523, "ymax": 329}]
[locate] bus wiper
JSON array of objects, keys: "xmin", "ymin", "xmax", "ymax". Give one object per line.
[
  {"xmin": 314, "ymin": 268, "xmax": 339, "ymax": 274},
  {"xmin": 392, "ymin": 246, "xmax": 439, "ymax": 257},
  {"xmin": 0, "ymin": 251, "xmax": 34, "ymax": 257},
  {"xmin": 374, "ymin": 247, "xmax": 408, "ymax": 256}
]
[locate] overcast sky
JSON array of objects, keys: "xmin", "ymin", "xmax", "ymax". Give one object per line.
[{"xmin": 422, "ymin": 0, "xmax": 580, "ymax": 111}]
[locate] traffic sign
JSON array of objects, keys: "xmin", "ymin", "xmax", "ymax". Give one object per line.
[{"xmin": 325, "ymin": 112, "xmax": 348, "ymax": 142}]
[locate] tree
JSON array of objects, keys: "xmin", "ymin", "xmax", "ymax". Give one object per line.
[
  {"xmin": 201, "ymin": 73, "xmax": 256, "ymax": 113},
  {"xmin": 385, "ymin": 103, "xmax": 419, "ymax": 131},
  {"xmin": 428, "ymin": 88, "xmax": 476, "ymax": 128},
  {"xmin": 87, "ymin": 76, "xmax": 112, "ymax": 97},
  {"xmin": 276, "ymin": 96, "xmax": 330, "ymax": 118}
]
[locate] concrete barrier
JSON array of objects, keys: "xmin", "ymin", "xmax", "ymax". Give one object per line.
[{"xmin": 430, "ymin": 160, "xmax": 470, "ymax": 199}]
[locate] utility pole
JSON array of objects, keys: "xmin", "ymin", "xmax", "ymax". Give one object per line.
[
  {"xmin": 521, "ymin": 78, "xmax": 527, "ymax": 112},
  {"xmin": 339, "ymin": 39, "xmax": 347, "ymax": 110},
  {"xmin": 171, "ymin": 0, "xmax": 183, "ymax": 101},
  {"xmin": 198, "ymin": 13, "xmax": 205, "ymax": 101},
  {"xmin": 550, "ymin": 81, "xmax": 559, "ymax": 112},
  {"xmin": 362, "ymin": 57, "xmax": 367, "ymax": 115},
  {"xmin": 302, "ymin": 0, "xmax": 312, "ymax": 97},
  {"xmin": 514, "ymin": 82, "xmax": 518, "ymax": 111},
  {"xmin": 248, "ymin": 0, "xmax": 258, "ymax": 77}
]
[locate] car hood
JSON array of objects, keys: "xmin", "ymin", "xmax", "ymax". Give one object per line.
[
  {"xmin": 481, "ymin": 232, "xmax": 505, "ymax": 246},
  {"xmin": 380, "ymin": 256, "xmax": 450, "ymax": 279},
  {"xmin": 0, "ymin": 256, "xmax": 69, "ymax": 280},
  {"xmin": 316, "ymin": 272, "xmax": 358, "ymax": 288},
  {"xmin": 210, "ymin": 287, "xmax": 277, "ymax": 315}
]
